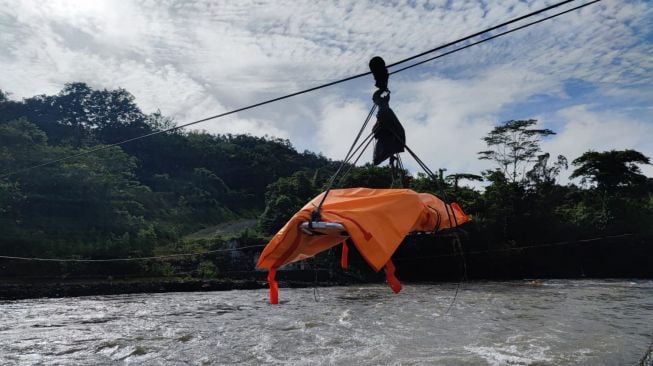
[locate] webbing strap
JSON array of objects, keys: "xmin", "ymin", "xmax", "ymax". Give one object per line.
[
  {"xmin": 315, "ymin": 105, "xmax": 376, "ymax": 218},
  {"xmin": 384, "ymin": 259, "xmax": 402, "ymax": 294},
  {"xmin": 340, "ymin": 241, "xmax": 349, "ymax": 269},
  {"xmin": 268, "ymin": 268, "xmax": 279, "ymax": 304}
]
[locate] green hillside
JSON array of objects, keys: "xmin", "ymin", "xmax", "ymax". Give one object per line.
[{"xmin": 1, "ymin": 84, "xmax": 651, "ymax": 282}]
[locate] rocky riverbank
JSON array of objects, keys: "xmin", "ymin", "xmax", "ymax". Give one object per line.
[{"xmin": 0, "ymin": 270, "xmax": 361, "ymax": 300}]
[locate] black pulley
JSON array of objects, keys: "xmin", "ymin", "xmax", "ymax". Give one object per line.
[{"xmin": 369, "ymin": 56, "xmax": 389, "ymax": 91}]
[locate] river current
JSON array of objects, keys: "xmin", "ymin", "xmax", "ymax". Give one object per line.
[{"xmin": 1, "ymin": 280, "xmax": 651, "ymax": 365}]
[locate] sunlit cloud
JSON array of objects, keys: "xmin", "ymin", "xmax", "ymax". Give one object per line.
[{"xmin": 1, "ymin": 0, "xmax": 651, "ymax": 185}]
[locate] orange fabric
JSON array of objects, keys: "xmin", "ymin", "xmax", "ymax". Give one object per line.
[
  {"xmin": 267, "ymin": 268, "xmax": 279, "ymax": 304},
  {"xmin": 341, "ymin": 241, "xmax": 349, "ymax": 269},
  {"xmin": 384, "ymin": 259, "xmax": 402, "ymax": 293},
  {"xmin": 257, "ymin": 188, "xmax": 470, "ymax": 272}
]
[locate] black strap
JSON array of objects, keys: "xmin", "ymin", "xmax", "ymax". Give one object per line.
[{"xmin": 314, "ymin": 105, "xmax": 377, "ymax": 219}]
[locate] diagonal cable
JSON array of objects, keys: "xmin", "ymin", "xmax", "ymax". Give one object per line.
[{"xmin": 0, "ymin": 0, "xmax": 599, "ymax": 179}]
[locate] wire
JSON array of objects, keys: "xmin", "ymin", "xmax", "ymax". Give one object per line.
[
  {"xmin": 0, "ymin": 244, "xmax": 266, "ymax": 263},
  {"xmin": 384, "ymin": 0, "xmax": 579, "ymax": 69},
  {"xmin": 390, "ymin": 0, "xmax": 601, "ymax": 75},
  {"xmin": 444, "ymin": 235, "xmax": 467, "ymax": 314},
  {"xmin": 316, "ymin": 105, "xmax": 376, "ymax": 211},
  {"xmin": 0, "ymin": 0, "xmax": 597, "ymax": 179},
  {"xmin": 0, "ymin": 0, "xmax": 602, "ymax": 265},
  {"xmin": 0, "ymin": 232, "xmax": 634, "ymax": 264},
  {"xmin": 335, "ymin": 131, "xmax": 375, "ymax": 187},
  {"xmin": 392, "ymin": 233, "xmax": 634, "ymax": 262}
]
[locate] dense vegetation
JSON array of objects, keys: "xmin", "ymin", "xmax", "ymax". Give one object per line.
[{"xmin": 0, "ymin": 84, "xmax": 651, "ymax": 281}]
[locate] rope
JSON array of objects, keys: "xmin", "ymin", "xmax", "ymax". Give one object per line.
[
  {"xmin": 399, "ymin": 232, "xmax": 633, "ymax": 312},
  {"xmin": 0, "ymin": 0, "xmax": 605, "ymax": 273},
  {"xmin": 335, "ymin": 132, "xmax": 375, "ymax": 187},
  {"xmin": 316, "ymin": 105, "xmax": 376, "ymax": 212},
  {"xmin": 444, "ymin": 235, "xmax": 467, "ymax": 314},
  {"xmin": 397, "ymin": 154, "xmax": 406, "ymax": 188},
  {"xmin": 393, "ymin": 233, "xmax": 635, "ymax": 262},
  {"xmin": 313, "ymin": 265, "xmax": 321, "ymax": 302},
  {"xmin": 0, "ymin": 0, "xmax": 597, "ymax": 179},
  {"xmin": 391, "ymin": 136, "xmax": 457, "ymax": 232},
  {"xmin": 0, "ymin": 244, "xmax": 267, "ymax": 263},
  {"xmin": 378, "ymin": 132, "xmax": 467, "ymax": 312}
]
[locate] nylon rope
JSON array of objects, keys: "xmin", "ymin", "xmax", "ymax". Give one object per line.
[{"xmin": 316, "ymin": 105, "xmax": 376, "ymax": 212}]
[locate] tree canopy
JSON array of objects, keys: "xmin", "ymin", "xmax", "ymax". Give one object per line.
[
  {"xmin": 571, "ymin": 149, "xmax": 651, "ymax": 192},
  {"xmin": 0, "ymin": 83, "xmax": 651, "ymax": 281},
  {"xmin": 479, "ymin": 119, "xmax": 556, "ymax": 183}
]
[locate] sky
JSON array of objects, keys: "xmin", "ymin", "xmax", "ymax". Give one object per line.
[{"xmin": 1, "ymin": 0, "xmax": 652, "ymax": 185}]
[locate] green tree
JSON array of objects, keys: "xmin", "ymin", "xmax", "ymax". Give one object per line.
[
  {"xmin": 259, "ymin": 171, "xmax": 316, "ymax": 235},
  {"xmin": 6, "ymin": 83, "xmax": 152, "ymax": 147},
  {"xmin": 410, "ymin": 172, "xmax": 447, "ymax": 194},
  {"xmin": 0, "ymin": 179, "xmax": 21, "ymax": 216},
  {"xmin": 570, "ymin": 149, "xmax": 650, "ymax": 192},
  {"xmin": 338, "ymin": 164, "xmax": 397, "ymax": 188},
  {"xmin": 445, "ymin": 173, "xmax": 483, "ymax": 190},
  {"xmin": 479, "ymin": 119, "xmax": 555, "ymax": 183},
  {"xmin": 180, "ymin": 167, "xmax": 235, "ymax": 225},
  {"xmin": 526, "ymin": 153, "xmax": 568, "ymax": 188},
  {"xmin": 0, "ymin": 119, "xmax": 156, "ymax": 257},
  {"xmin": 567, "ymin": 149, "xmax": 651, "ymax": 234}
]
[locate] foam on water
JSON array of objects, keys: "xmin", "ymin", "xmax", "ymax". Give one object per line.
[
  {"xmin": 464, "ymin": 344, "xmax": 553, "ymax": 365},
  {"xmin": 0, "ymin": 280, "xmax": 652, "ymax": 365}
]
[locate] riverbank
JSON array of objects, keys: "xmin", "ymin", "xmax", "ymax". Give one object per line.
[
  {"xmin": 0, "ymin": 278, "xmax": 261, "ymax": 301},
  {"xmin": 5, "ymin": 274, "xmax": 653, "ymax": 302},
  {"xmin": 0, "ymin": 270, "xmax": 361, "ymax": 300}
]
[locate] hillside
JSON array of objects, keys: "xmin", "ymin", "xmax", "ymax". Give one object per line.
[{"xmin": 1, "ymin": 84, "xmax": 652, "ymax": 285}]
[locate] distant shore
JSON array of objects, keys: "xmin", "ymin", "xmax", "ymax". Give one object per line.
[
  {"xmin": 3, "ymin": 273, "xmax": 653, "ymax": 301},
  {"xmin": 0, "ymin": 278, "xmax": 263, "ymax": 301},
  {"xmin": 0, "ymin": 270, "xmax": 359, "ymax": 301}
]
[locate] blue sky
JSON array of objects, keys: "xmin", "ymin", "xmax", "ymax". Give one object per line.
[{"xmin": 1, "ymin": 0, "xmax": 651, "ymax": 183}]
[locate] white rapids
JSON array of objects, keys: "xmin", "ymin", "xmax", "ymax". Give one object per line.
[{"xmin": 1, "ymin": 280, "xmax": 651, "ymax": 365}]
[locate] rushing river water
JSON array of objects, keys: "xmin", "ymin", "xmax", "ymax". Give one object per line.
[{"xmin": 1, "ymin": 280, "xmax": 652, "ymax": 365}]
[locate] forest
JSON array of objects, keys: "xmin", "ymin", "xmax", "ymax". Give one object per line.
[{"xmin": 0, "ymin": 83, "xmax": 651, "ymax": 289}]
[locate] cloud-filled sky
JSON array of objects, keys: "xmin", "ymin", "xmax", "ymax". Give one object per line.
[{"xmin": 1, "ymin": 0, "xmax": 652, "ymax": 184}]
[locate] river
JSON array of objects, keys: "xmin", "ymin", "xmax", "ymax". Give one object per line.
[{"xmin": 1, "ymin": 280, "xmax": 651, "ymax": 365}]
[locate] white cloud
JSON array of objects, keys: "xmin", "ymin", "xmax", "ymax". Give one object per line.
[
  {"xmin": 543, "ymin": 105, "xmax": 653, "ymax": 182},
  {"xmin": 388, "ymin": 65, "xmax": 561, "ymax": 177},
  {"xmin": 313, "ymin": 96, "xmax": 372, "ymax": 161},
  {"xmin": 0, "ymin": 0, "xmax": 651, "ymax": 183}
]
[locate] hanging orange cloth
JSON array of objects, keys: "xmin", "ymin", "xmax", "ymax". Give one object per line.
[
  {"xmin": 257, "ymin": 188, "xmax": 470, "ymax": 303},
  {"xmin": 267, "ymin": 268, "xmax": 279, "ymax": 305},
  {"xmin": 341, "ymin": 241, "xmax": 350, "ymax": 269},
  {"xmin": 384, "ymin": 259, "xmax": 402, "ymax": 294}
]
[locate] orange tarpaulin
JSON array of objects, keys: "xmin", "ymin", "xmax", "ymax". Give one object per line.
[{"xmin": 257, "ymin": 188, "xmax": 470, "ymax": 303}]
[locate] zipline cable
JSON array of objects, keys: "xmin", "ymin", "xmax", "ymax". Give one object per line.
[
  {"xmin": 0, "ymin": 233, "xmax": 634, "ymax": 263},
  {"xmin": 313, "ymin": 0, "xmax": 605, "ymax": 212},
  {"xmin": 0, "ymin": 244, "xmax": 267, "ymax": 263},
  {"xmin": 393, "ymin": 233, "xmax": 634, "ymax": 262},
  {"xmin": 389, "ymin": 0, "xmax": 601, "ymax": 75},
  {"xmin": 384, "ymin": 0, "xmax": 580, "ymax": 69},
  {"xmin": 0, "ymin": 0, "xmax": 603, "ymax": 265},
  {"xmin": 0, "ymin": 0, "xmax": 599, "ymax": 179}
]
